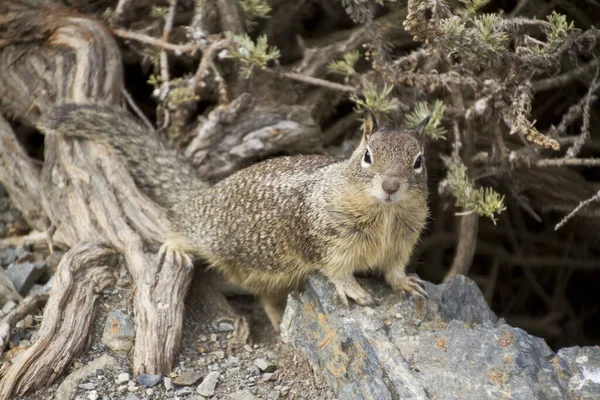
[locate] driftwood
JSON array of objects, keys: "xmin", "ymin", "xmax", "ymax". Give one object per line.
[
  {"xmin": 0, "ymin": 242, "xmax": 116, "ymax": 398},
  {"xmin": 0, "ymin": 2, "xmax": 194, "ymax": 397}
]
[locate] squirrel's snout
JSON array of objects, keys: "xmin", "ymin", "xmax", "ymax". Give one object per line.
[{"xmin": 382, "ymin": 177, "xmax": 401, "ymax": 195}]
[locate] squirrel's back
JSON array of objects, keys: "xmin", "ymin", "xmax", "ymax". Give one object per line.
[{"xmin": 39, "ymin": 103, "xmax": 207, "ymax": 208}]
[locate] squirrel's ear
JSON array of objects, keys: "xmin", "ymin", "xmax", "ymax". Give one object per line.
[{"xmin": 362, "ymin": 109, "xmax": 378, "ymax": 140}]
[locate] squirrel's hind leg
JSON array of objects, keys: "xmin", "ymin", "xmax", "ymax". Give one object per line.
[{"xmin": 260, "ymin": 293, "xmax": 288, "ymax": 333}]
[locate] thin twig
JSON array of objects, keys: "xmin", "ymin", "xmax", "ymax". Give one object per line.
[
  {"xmin": 266, "ymin": 70, "xmax": 358, "ymax": 93},
  {"xmin": 191, "ymin": 38, "xmax": 232, "ymax": 100},
  {"xmin": 112, "ymin": 0, "xmax": 135, "ymax": 26},
  {"xmin": 112, "ymin": 28, "xmax": 199, "ymax": 54},
  {"xmin": 555, "ymin": 189, "xmax": 600, "ymax": 230},
  {"xmin": 565, "ymin": 66, "xmax": 599, "ymax": 158},
  {"xmin": 533, "ymin": 59, "xmax": 600, "ymax": 92},
  {"xmin": 0, "ymin": 293, "xmax": 49, "ymax": 354},
  {"xmin": 122, "ymin": 88, "xmax": 154, "ymax": 130},
  {"xmin": 536, "ymin": 158, "xmax": 600, "ymax": 167},
  {"xmin": 160, "ymin": 0, "xmax": 178, "ymax": 83},
  {"xmin": 509, "ymin": 0, "xmax": 533, "ymax": 17}
]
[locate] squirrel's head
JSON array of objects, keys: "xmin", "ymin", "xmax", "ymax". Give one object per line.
[{"xmin": 347, "ymin": 109, "xmax": 430, "ymax": 205}]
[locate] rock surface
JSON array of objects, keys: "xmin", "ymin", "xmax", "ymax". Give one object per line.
[
  {"xmin": 54, "ymin": 354, "xmax": 117, "ymax": 400},
  {"xmin": 5, "ymin": 260, "xmax": 46, "ymax": 295},
  {"xmin": 281, "ymin": 274, "xmax": 600, "ymax": 400},
  {"xmin": 101, "ymin": 310, "xmax": 135, "ymax": 353},
  {"xmin": 196, "ymin": 371, "xmax": 220, "ymax": 397}
]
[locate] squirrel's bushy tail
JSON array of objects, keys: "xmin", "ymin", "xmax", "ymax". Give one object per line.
[{"xmin": 39, "ymin": 103, "xmax": 207, "ymax": 208}]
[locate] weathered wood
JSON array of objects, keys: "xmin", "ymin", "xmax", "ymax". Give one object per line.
[
  {"xmin": 185, "ymin": 94, "xmax": 323, "ymax": 180},
  {"xmin": 0, "ymin": 2, "xmax": 197, "ymax": 394},
  {"xmin": 0, "ymin": 242, "xmax": 117, "ymax": 398},
  {"xmin": 0, "ymin": 116, "xmax": 49, "ymax": 232}
]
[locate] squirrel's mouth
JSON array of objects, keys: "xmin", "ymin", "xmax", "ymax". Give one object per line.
[{"xmin": 376, "ymin": 191, "xmax": 405, "ymax": 205}]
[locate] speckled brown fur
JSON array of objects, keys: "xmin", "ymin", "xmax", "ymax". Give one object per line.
[
  {"xmin": 42, "ymin": 104, "xmax": 431, "ymax": 332},
  {"xmin": 168, "ymin": 112, "xmax": 431, "ymax": 330}
]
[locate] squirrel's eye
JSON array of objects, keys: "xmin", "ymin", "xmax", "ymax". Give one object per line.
[
  {"xmin": 413, "ymin": 154, "xmax": 422, "ymax": 170},
  {"xmin": 363, "ymin": 149, "xmax": 372, "ymax": 165}
]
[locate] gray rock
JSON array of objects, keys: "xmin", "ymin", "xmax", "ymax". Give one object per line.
[
  {"xmin": 116, "ymin": 372, "xmax": 130, "ymax": 383},
  {"xmin": 54, "ymin": 355, "xmax": 117, "ymax": 400},
  {"xmin": 213, "ymin": 319, "xmax": 235, "ymax": 332},
  {"xmin": 164, "ymin": 377, "xmax": 174, "ymax": 391},
  {"xmin": 553, "ymin": 346, "xmax": 600, "ymax": 399},
  {"xmin": 78, "ymin": 382, "xmax": 96, "ymax": 390},
  {"xmin": 0, "ymin": 248, "xmax": 17, "ymax": 267},
  {"xmin": 87, "ymin": 390, "xmax": 99, "ymax": 400},
  {"xmin": 102, "ymin": 310, "xmax": 135, "ymax": 352},
  {"xmin": 281, "ymin": 274, "xmax": 600, "ymax": 400},
  {"xmin": 173, "ymin": 371, "xmax": 203, "ymax": 386},
  {"xmin": 196, "ymin": 371, "xmax": 220, "ymax": 397},
  {"xmin": 125, "ymin": 394, "xmax": 140, "ymax": 400},
  {"xmin": 0, "ymin": 269, "xmax": 21, "ymax": 305},
  {"xmin": 226, "ymin": 389, "xmax": 257, "ymax": 400},
  {"xmin": 254, "ymin": 358, "xmax": 276, "ymax": 373},
  {"xmin": 14, "ymin": 244, "xmax": 31, "ymax": 258},
  {"xmin": 1, "ymin": 300, "xmax": 17, "ymax": 314},
  {"xmin": 5, "ymin": 261, "xmax": 46, "ymax": 295},
  {"xmin": 137, "ymin": 373, "xmax": 161, "ymax": 388}
]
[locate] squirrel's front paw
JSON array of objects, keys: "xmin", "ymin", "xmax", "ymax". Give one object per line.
[
  {"xmin": 329, "ymin": 277, "xmax": 374, "ymax": 307},
  {"xmin": 387, "ymin": 272, "xmax": 428, "ymax": 300},
  {"xmin": 158, "ymin": 243, "xmax": 193, "ymax": 269}
]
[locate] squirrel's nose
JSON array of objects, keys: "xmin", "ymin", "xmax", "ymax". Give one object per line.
[{"xmin": 382, "ymin": 177, "xmax": 400, "ymax": 195}]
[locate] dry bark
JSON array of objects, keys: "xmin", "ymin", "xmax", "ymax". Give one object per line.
[
  {"xmin": 0, "ymin": 242, "xmax": 117, "ymax": 398},
  {"xmin": 0, "ymin": 2, "xmax": 194, "ymax": 396},
  {"xmin": 0, "ymin": 116, "xmax": 49, "ymax": 232}
]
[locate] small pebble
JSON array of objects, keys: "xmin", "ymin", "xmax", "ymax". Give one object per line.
[
  {"xmin": 164, "ymin": 377, "xmax": 174, "ymax": 391},
  {"xmin": 196, "ymin": 371, "xmax": 220, "ymax": 397},
  {"xmin": 88, "ymin": 390, "xmax": 99, "ymax": 400},
  {"xmin": 215, "ymin": 321, "xmax": 234, "ymax": 332},
  {"xmin": 125, "ymin": 394, "xmax": 140, "ymax": 400},
  {"xmin": 262, "ymin": 373, "xmax": 276, "ymax": 382},
  {"xmin": 214, "ymin": 350, "xmax": 225, "ymax": 359},
  {"xmin": 96, "ymin": 369, "xmax": 104, "ymax": 376},
  {"xmin": 210, "ymin": 334, "xmax": 218, "ymax": 342},
  {"xmin": 248, "ymin": 366, "xmax": 260, "ymax": 376},
  {"xmin": 137, "ymin": 373, "xmax": 161, "ymax": 388},
  {"xmin": 146, "ymin": 388, "xmax": 153, "ymax": 396},
  {"xmin": 267, "ymin": 389, "xmax": 280, "ymax": 400},
  {"xmin": 227, "ymin": 389, "xmax": 257, "ymax": 400},
  {"xmin": 173, "ymin": 371, "xmax": 203, "ymax": 386},
  {"xmin": 78, "ymin": 382, "xmax": 96, "ymax": 390},
  {"xmin": 116, "ymin": 372, "xmax": 130, "ymax": 383},
  {"xmin": 254, "ymin": 358, "xmax": 276, "ymax": 373}
]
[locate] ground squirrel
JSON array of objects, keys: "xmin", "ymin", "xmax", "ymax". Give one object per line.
[{"xmin": 40, "ymin": 104, "xmax": 431, "ymax": 331}]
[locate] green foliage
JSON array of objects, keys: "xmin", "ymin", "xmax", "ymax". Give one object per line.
[
  {"xmin": 150, "ymin": 6, "xmax": 169, "ymax": 18},
  {"xmin": 458, "ymin": 0, "xmax": 491, "ymax": 16},
  {"xmin": 440, "ymin": 13, "xmax": 508, "ymax": 69},
  {"xmin": 239, "ymin": 0, "xmax": 272, "ymax": 30},
  {"xmin": 442, "ymin": 156, "xmax": 506, "ymax": 224},
  {"xmin": 546, "ymin": 11, "xmax": 575, "ymax": 46},
  {"xmin": 170, "ymin": 86, "xmax": 199, "ymax": 105},
  {"xmin": 404, "ymin": 100, "xmax": 447, "ymax": 140},
  {"xmin": 147, "ymin": 74, "xmax": 161, "ymax": 86},
  {"xmin": 225, "ymin": 33, "xmax": 280, "ymax": 78},
  {"xmin": 327, "ymin": 50, "xmax": 361, "ymax": 76},
  {"xmin": 350, "ymin": 82, "xmax": 399, "ymax": 117}
]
